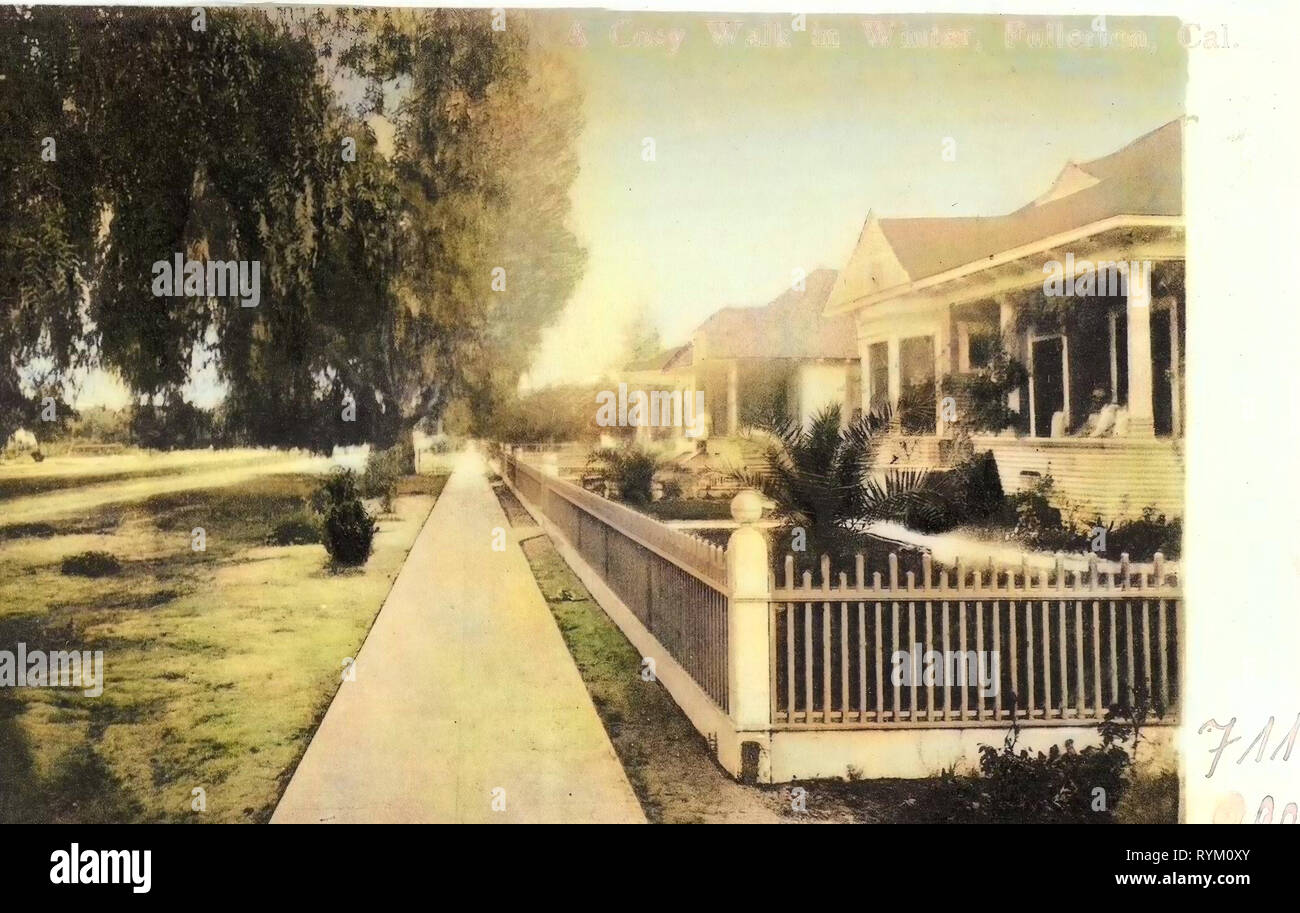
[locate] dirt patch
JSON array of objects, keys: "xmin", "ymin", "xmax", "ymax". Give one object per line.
[{"xmin": 490, "ymin": 479, "xmax": 537, "ymax": 528}]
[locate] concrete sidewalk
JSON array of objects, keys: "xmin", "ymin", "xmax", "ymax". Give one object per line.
[{"xmin": 272, "ymin": 449, "xmax": 644, "ymax": 823}]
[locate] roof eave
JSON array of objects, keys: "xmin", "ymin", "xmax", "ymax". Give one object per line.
[{"xmin": 828, "ymin": 214, "xmax": 1184, "ymax": 316}]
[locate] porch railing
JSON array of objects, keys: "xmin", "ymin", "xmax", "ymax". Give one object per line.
[{"xmin": 770, "ymin": 552, "xmax": 1179, "ymax": 728}]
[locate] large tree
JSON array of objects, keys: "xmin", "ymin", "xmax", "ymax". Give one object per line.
[
  {"xmin": 337, "ymin": 9, "xmax": 585, "ymax": 437},
  {"xmin": 0, "ymin": 7, "xmax": 583, "ymax": 449}
]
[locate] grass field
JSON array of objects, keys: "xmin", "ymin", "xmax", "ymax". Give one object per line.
[
  {"xmin": 0, "ymin": 449, "xmax": 285, "ymax": 500},
  {"xmin": 0, "ymin": 457, "xmax": 446, "ymax": 823}
]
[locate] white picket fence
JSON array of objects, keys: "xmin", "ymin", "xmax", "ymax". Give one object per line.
[
  {"xmin": 769, "ymin": 551, "xmax": 1178, "ymax": 728},
  {"xmin": 500, "ymin": 449, "xmax": 1181, "ymax": 780}
]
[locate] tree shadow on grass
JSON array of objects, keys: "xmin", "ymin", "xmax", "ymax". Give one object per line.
[
  {"xmin": 0, "ymin": 691, "xmax": 144, "ymax": 824},
  {"xmin": 0, "ymin": 613, "xmax": 143, "ymax": 823},
  {"xmin": 0, "ymin": 692, "xmax": 40, "ymax": 823}
]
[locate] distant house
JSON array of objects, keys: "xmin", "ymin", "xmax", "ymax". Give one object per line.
[
  {"xmin": 824, "ymin": 120, "xmax": 1185, "ymax": 519},
  {"xmin": 619, "ymin": 269, "xmax": 861, "ymax": 444}
]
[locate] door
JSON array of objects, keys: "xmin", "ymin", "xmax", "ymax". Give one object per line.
[
  {"xmin": 1151, "ymin": 307, "xmax": 1173, "ymax": 437},
  {"xmin": 1031, "ymin": 336, "xmax": 1065, "ymax": 438}
]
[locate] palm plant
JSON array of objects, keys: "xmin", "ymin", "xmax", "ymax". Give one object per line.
[
  {"xmin": 586, "ymin": 444, "xmax": 660, "ymax": 505},
  {"xmin": 732, "ymin": 404, "xmax": 940, "ymax": 559}
]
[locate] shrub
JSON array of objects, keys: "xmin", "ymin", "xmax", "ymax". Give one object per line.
[
  {"xmin": 1103, "ymin": 507, "xmax": 1182, "ymax": 561},
  {"xmin": 61, "ymin": 551, "xmax": 122, "ymax": 577},
  {"xmin": 962, "ymin": 723, "xmax": 1132, "ymax": 823},
  {"xmin": 362, "ymin": 446, "xmax": 404, "ymax": 512},
  {"xmin": 487, "ymin": 384, "xmax": 605, "ymax": 443},
  {"xmin": 939, "ymin": 337, "xmax": 1029, "ymax": 434},
  {"xmin": 317, "ymin": 469, "xmax": 377, "ymax": 566},
  {"xmin": 950, "ymin": 450, "xmax": 1004, "ymax": 522},
  {"xmin": 390, "ymin": 437, "xmax": 416, "ymax": 474},
  {"xmin": 1001, "ymin": 474, "xmax": 1088, "ymax": 553},
  {"xmin": 900, "ymin": 450, "xmax": 1003, "ymax": 534},
  {"xmin": 586, "ymin": 445, "xmax": 659, "ymax": 505},
  {"xmin": 128, "ymin": 399, "xmax": 216, "ymax": 450},
  {"xmin": 266, "ymin": 511, "xmax": 321, "ymax": 546},
  {"xmin": 944, "ymin": 693, "xmax": 1159, "ymax": 823}
]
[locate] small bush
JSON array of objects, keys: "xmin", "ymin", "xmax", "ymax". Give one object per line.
[
  {"xmin": 1000, "ymin": 474, "xmax": 1088, "ymax": 553},
  {"xmin": 899, "ymin": 451, "xmax": 1002, "ymax": 534},
  {"xmin": 266, "ymin": 511, "xmax": 321, "ymax": 546},
  {"xmin": 317, "ymin": 469, "xmax": 377, "ymax": 566},
  {"xmin": 362, "ymin": 445, "xmax": 406, "ymax": 512},
  {"xmin": 1104, "ymin": 507, "xmax": 1182, "ymax": 561},
  {"xmin": 942, "ymin": 694, "xmax": 1159, "ymax": 823},
  {"xmin": 392, "ymin": 438, "xmax": 416, "ymax": 473},
  {"xmin": 949, "ymin": 450, "xmax": 1004, "ymax": 522},
  {"xmin": 0, "ymin": 522, "xmax": 57, "ymax": 541},
  {"xmin": 61, "ymin": 551, "xmax": 122, "ymax": 577},
  {"xmin": 962, "ymin": 725, "xmax": 1132, "ymax": 823},
  {"xmin": 586, "ymin": 445, "xmax": 659, "ymax": 505}
]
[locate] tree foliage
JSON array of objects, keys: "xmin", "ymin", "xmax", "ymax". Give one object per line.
[{"xmin": 1, "ymin": 7, "xmax": 583, "ymax": 448}]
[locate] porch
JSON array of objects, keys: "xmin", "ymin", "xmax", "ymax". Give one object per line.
[
  {"xmin": 858, "ymin": 247, "xmax": 1185, "ymax": 520},
  {"xmin": 874, "ymin": 432, "xmax": 1185, "ymax": 520}
]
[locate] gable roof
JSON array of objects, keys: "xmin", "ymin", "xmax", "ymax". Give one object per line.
[
  {"xmin": 622, "ymin": 344, "xmax": 691, "ymax": 373},
  {"xmin": 693, "ymin": 268, "xmax": 857, "ymax": 360},
  {"xmin": 826, "ymin": 119, "xmax": 1184, "ymax": 314}
]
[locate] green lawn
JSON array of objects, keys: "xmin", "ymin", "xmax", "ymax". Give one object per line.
[{"xmin": 0, "ymin": 470, "xmax": 446, "ymax": 823}]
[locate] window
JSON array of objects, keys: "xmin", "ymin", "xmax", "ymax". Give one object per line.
[{"xmin": 968, "ymin": 332, "xmax": 997, "ymax": 370}]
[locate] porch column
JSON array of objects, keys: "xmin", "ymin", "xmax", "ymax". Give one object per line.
[
  {"xmin": 935, "ymin": 322, "xmax": 952, "ymax": 433},
  {"xmin": 998, "ymin": 298, "xmax": 1019, "ymax": 347},
  {"xmin": 688, "ymin": 373, "xmax": 706, "ymax": 442},
  {"xmin": 1125, "ymin": 265, "xmax": 1156, "ymax": 437},
  {"xmin": 675, "ymin": 385, "xmax": 688, "ymax": 443},
  {"xmin": 999, "ymin": 298, "xmax": 1021, "ymax": 415},
  {"xmin": 1108, "ymin": 312, "xmax": 1119, "ymax": 404},
  {"xmin": 858, "ymin": 335, "xmax": 873, "ymax": 417},
  {"xmin": 887, "ymin": 337, "xmax": 901, "ymax": 417},
  {"xmin": 726, "ymin": 360, "xmax": 739, "ymax": 435}
]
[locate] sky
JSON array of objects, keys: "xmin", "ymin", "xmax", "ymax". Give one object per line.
[
  {"xmin": 524, "ymin": 10, "xmax": 1187, "ymax": 387},
  {"xmin": 72, "ymin": 10, "xmax": 1187, "ymax": 407}
]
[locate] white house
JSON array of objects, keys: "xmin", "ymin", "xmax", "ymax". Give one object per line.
[
  {"xmin": 620, "ymin": 268, "xmax": 862, "ymax": 444},
  {"xmin": 824, "ymin": 120, "xmax": 1185, "ymax": 520}
]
